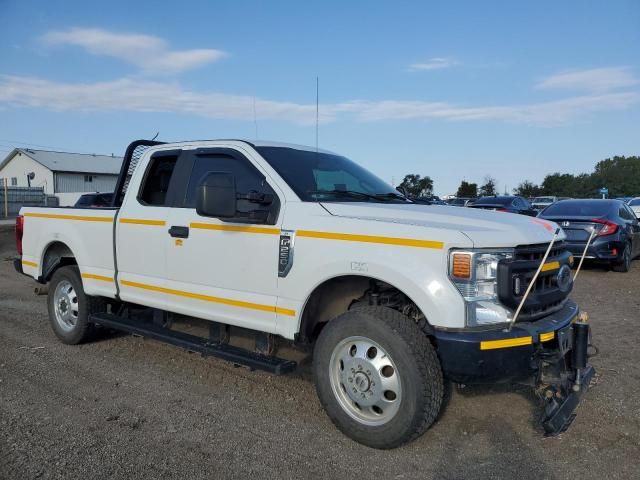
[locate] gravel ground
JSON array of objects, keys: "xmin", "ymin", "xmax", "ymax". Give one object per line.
[{"xmin": 1, "ymin": 224, "xmax": 639, "ymax": 479}]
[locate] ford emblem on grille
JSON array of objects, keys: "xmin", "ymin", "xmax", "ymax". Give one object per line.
[{"xmin": 556, "ymin": 264, "xmax": 573, "ymax": 292}]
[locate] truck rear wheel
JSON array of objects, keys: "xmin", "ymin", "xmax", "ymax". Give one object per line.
[
  {"xmin": 47, "ymin": 266, "xmax": 105, "ymax": 345},
  {"xmin": 313, "ymin": 306, "xmax": 443, "ymax": 449}
]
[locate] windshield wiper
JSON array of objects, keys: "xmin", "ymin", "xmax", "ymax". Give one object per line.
[
  {"xmin": 372, "ymin": 192, "xmax": 411, "ymax": 202},
  {"xmin": 308, "ymin": 189, "xmax": 387, "ymax": 202}
]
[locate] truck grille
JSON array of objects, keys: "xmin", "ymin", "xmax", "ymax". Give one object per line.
[{"xmin": 497, "ymin": 242, "xmax": 573, "ymax": 321}]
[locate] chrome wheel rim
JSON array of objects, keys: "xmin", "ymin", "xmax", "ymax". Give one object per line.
[
  {"xmin": 329, "ymin": 336, "xmax": 402, "ymax": 426},
  {"xmin": 53, "ymin": 280, "xmax": 79, "ymax": 332}
]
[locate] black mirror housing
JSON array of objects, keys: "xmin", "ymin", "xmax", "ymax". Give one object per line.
[{"xmin": 196, "ymin": 172, "xmax": 237, "ymax": 218}]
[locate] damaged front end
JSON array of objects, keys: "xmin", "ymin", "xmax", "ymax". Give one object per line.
[{"xmin": 535, "ymin": 312, "xmax": 597, "ymax": 435}]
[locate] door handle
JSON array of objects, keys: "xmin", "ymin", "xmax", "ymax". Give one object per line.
[{"xmin": 169, "ymin": 226, "xmax": 189, "ymax": 238}]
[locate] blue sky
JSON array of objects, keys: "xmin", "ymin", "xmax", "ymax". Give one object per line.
[{"xmin": 1, "ymin": 0, "xmax": 638, "ymax": 195}]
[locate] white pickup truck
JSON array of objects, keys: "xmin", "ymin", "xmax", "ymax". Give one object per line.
[{"xmin": 15, "ymin": 139, "xmax": 595, "ymax": 448}]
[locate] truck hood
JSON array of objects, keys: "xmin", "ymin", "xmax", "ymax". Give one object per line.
[{"xmin": 320, "ymin": 202, "xmax": 562, "ymax": 247}]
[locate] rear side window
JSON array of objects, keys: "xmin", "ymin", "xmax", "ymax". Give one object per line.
[
  {"xmin": 620, "ymin": 206, "xmax": 635, "ymax": 221},
  {"xmin": 139, "ymin": 155, "xmax": 178, "ymax": 206},
  {"xmin": 629, "ymin": 199, "xmax": 640, "ymax": 206}
]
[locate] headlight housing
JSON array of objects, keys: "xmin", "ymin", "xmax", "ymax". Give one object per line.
[{"xmin": 449, "ymin": 249, "xmax": 514, "ymax": 327}]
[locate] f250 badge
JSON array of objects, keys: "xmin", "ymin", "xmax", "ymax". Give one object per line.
[{"xmin": 278, "ymin": 230, "xmax": 295, "ymax": 277}]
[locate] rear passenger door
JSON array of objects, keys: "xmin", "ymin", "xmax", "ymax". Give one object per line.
[
  {"xmin": 621, "ymin": 205, "xmax": 640, "ymax": 255},
  {"xmin": 164, "ymin": 147, "xmax": 284, "ymax": 334},
  {"xmin": 116, "ymin": 149, "xmax": 183, "ymax": 310}
]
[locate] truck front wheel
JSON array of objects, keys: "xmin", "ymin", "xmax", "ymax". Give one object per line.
[
  {"xmin": 47, "ymin": 266, "xmax": 105, "ymax": 345},
  {"xmin": 313, "ymin": 306, "xmax": 443, "ymax": 449}
]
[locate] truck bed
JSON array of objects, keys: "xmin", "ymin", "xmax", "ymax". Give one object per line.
[{"xmin": 20, "ymin": 206, "xmax": 119, "ymax": 299}]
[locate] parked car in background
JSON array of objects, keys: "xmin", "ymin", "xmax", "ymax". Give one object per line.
[
  {"xmin": 468, "ymin": 196, "xmax": 537, "ymax": 216},
  {"xmin": 539, "ymin": 199, "xmax": 640, "ymax": 272},
  {"xmin": 446, "ymin": 197, "xmax": 474, "ymax": 207},
  {"xmin": 531, "ymin": 196, "xmax": 558, "ymax": 211},
  {"xmin": 616, "ymin": 197, "xmax": 633, "ymax": 204},
  {"xmin": 74, "ymin": 192, "xmax": 114, "ymax": 208},
  {"xmin": 628, "ymin": 197, "xmax": 640, "ymax": 217},
  {"xmin": 412, "ymin": 195, "xmax": 447, "ymax": 205}
]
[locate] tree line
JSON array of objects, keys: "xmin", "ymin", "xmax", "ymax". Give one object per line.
[{"xmin": 398, "ymin": 155, "xmax": 640, "ymax": 199}]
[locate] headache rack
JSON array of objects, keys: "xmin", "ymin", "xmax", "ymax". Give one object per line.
[
  {"xmin": 498, "ymin": 242, "xmax": 572, "ymax": 322},
  {"xmin": 111, "ymin": 139, "xmax": 166, "ymax": 207}
]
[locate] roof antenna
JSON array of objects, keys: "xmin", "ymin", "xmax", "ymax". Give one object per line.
[
  {"xmin": 253, "ymin": 96, "xmax": 259, "ymax": 140},
  {"xmin": 315, "ymin": 76, "xmax": 319, "ymax": 152},
  {"xmin": 151, "ymin": 132, "xmax": 159, "ymax": 141}
]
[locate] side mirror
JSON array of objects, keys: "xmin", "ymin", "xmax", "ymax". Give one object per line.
[{"xmin": 196, "ymin": 172, "xmax": 237, "ymax": 218}]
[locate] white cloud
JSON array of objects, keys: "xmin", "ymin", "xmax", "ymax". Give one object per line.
[
  {"xmin": 536, "ymin": 67, "xmax": 638, "ymax": 93},
  {"xmin": 0, "ymin": 74, "xmax": 637, "ymax": 127},
  {"xmin": 408, "ymin": 57, "xmax": 460, "ymax": 72},
  {"xmin": 42, "ymin": 28, "xmax": 226, "ymax": 74}
]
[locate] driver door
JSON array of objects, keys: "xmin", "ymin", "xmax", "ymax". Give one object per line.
[{"xmin": 164, "ymin": 148, "xmax": 284, "ymax": 334}]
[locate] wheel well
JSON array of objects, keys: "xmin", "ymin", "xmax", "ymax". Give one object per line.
[
  {"xmin": 299, "ymin": 275, "xmax": 431, "ymax": 343},
  {"xmin": 41, "ymin": 241, "xmax": 77, "ymax": 282}
]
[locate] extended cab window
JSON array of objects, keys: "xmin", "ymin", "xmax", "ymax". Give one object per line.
[{"xmin": 139, "ymin": 154, "xmax": 178, "ymax": 206}]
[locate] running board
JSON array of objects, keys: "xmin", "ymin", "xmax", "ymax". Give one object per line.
[{"xmin": 89, "ymin": 313, "xmax": 297, "ymax": 375}]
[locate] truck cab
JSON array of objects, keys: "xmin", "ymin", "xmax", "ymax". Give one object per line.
[{"xmin": 15, "ymin": 139, "xmax": 595, "ymax": 448}]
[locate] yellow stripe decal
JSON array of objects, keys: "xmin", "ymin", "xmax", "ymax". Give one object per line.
[
  {"xmin": 480, "ymin": 331, "xmax": 557, "ymax": 350},
  {"xmin": 296, "ymin": 230, "xmax": 444, "ymax": 250},
  {"xmin": 540, "ymin": 332, "xmax": 555, "ymax": 342},
  {"xmin": 541, "ymin": 261, "xmax": 560, "ymax": 272},
  {"xmin": 480, "ymin": 336, "xmax": 532, "ymax": 350},
  {"xmin": 119, "ymin": 279, "xmax": 296, "ymax": 317},
  {"xmin": 23, "ymin": 212, "xmax": 112, "ymax": 223},
  {"xmin": 119, "ymin": 218, "xmax": 166, "ymax": 226},
  {"xmin": 81, "ymin": 273, "xmax": 114, "ymax": 283},
  {"xmin": 21, "ymin": 260, "xmax": 38, "ymax": 268},
  {"xmin": 190, "ymin": 223, "xmax": 280, "ymax": 235}
]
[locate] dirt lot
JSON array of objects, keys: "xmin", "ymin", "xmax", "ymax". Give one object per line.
[{"xmin": 1, "ymin": 224, "xmax": 639, "ymax": 480}]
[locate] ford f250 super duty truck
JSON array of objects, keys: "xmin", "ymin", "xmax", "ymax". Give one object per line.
[{"xmin": 14, "ymin": 139, "xmax": 595, "ymax": 449}]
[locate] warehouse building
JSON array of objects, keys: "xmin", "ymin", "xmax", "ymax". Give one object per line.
[{"xmin": 0, "ymin": 148, "xmax": 123, "ymax": 205}]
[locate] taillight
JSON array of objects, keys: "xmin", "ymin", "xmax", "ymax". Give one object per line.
[
  {"xmin": 497, "ymin": 208, "xmax": 508, "ymax": 212},
  {"xmin": 592, "ymin": 218, "xmax": 618, "ymax": 236},
  {"xmin": 16, "ymin": 215, "xmax": 24, "ymax": 255}
]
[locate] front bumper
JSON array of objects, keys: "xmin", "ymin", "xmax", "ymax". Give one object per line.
[
  {"xmin": 434, "ymin": 300, "xmax": 596, "ymax": 435},
  {"xmin": 433, "ymin": 301, "xmax": 578, "ymax": 384}
]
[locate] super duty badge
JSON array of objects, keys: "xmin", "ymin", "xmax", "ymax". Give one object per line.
[{"xmin": 278, "ymin": 230, "xmax": 295, "ymax": 277}]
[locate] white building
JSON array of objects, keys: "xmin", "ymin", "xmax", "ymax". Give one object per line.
[{"xmin": 0, "ymin": 148, "xmax": 123, "ymax": 206}]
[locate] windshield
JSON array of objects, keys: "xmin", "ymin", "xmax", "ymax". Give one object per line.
[
  {"xmin": 256, "ymin": 147, "xmax": 401, "ymax": 202},
  {"xmin": 541, "ymin": 200, "xmax": 613, "ymax": 217},
  {"xmin": 533, "ymin": 197, "xmax": 554, "ymax": 203}
]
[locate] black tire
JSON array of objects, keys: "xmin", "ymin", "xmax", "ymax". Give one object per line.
[
  {"xmin": 47, "ymin": 266, "xmax": 106, "ymax": 344},
  {"xmin": 313, "ymin": 306, "xmax": 443, "ymax": 449},
  {"xmin": 612, "ymin": 242, "xmax": 632, "ymax": 272}
]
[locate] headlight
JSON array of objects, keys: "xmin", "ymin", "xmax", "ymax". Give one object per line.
[{"xmin": 449, "ymin": 249, "xmax": 514, "ymax": 327}]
